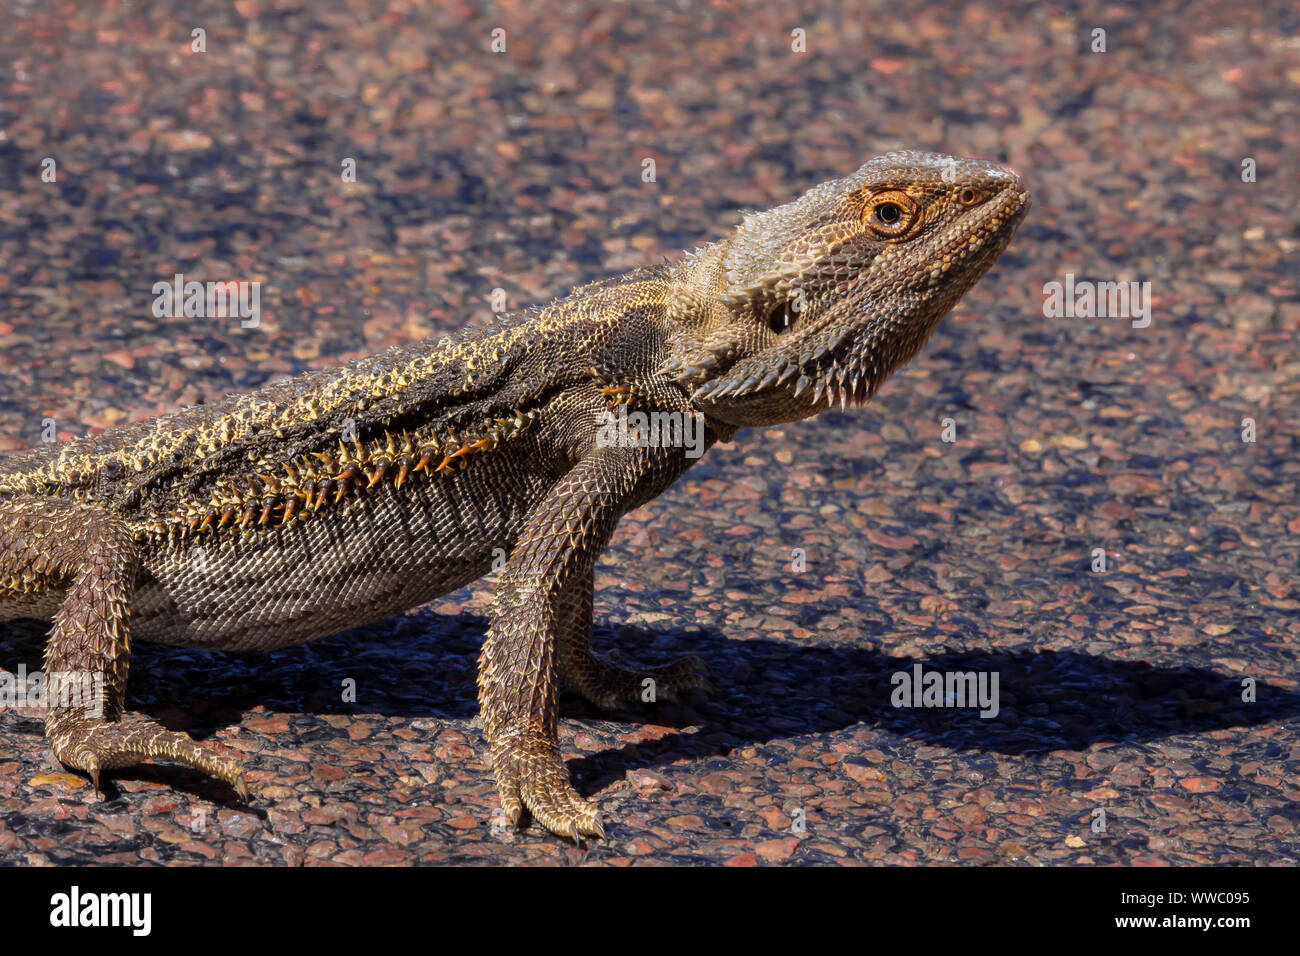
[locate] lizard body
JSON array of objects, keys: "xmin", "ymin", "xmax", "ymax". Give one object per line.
[{"xmin": 0, "ymin": 151, "xmax": 1029, "ymax": 838}]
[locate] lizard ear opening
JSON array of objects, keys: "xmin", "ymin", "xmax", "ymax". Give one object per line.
[
  {"xmin": 762, "ymin": 289, "xmax": 809, "ymax": 336},
  {"xmin": 718, "ymin": 278, "xmax": 803, "ymax": 340}
]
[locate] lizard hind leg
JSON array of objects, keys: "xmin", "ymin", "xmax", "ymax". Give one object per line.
[
  {"xmin": 556, "ymin": 567, "xmax": 711, "ymax": 711},
  {"xmin": 0, "ymin": 497, "xmax": 247, "ymax": 798}
]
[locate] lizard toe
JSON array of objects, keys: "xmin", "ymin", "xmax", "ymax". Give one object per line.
[
  {"xmin": 47, "ymin": 710, "xmax": 248, "ymax": 799},
  {"xmin": 490, "ymin": 733, "xmax": 603, "ymax": 841}
]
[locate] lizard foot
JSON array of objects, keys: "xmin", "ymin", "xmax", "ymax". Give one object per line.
[
  {"xmin": 46, "ymin": 710, "xmax": 249, "ymax": 800},
  {"xmin": 490, "ymin": 730, "xmax": 603, "ymax": 841},
  {"xmin": 564, "ymin": 651, "xmax": 711, "ymax": 711}
]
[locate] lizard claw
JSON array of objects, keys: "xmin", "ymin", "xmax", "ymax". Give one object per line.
[{"xmin": 490, "ymin": 732, "xmax": 603, "ymax": 841}]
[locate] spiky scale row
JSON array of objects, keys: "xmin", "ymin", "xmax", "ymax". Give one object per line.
[
  {"xmin": 143, "ymin": 410, "xmax": 544, "ymax": 546},
  {"xmin": 146, "ymin": 369, "xmax": 648, "ymax": 546}
]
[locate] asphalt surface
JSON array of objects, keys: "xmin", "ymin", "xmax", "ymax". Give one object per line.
[{"xmin": 0, "ymin": 0, "xmax": 1297, "ymax": 865}]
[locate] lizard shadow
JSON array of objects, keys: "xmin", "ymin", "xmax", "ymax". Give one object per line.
[
  {"xmin": 565, "ymin": 622, "xmax": 1299, "ymax": 797},
  {"xmin": 4, "ymin": 610, "xmax": 1295, "ymax": 803}
]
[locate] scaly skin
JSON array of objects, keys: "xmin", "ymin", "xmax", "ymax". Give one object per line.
[{"xmin": 0, "ymin": 151, "xmax": 1029, "ymax": 839}]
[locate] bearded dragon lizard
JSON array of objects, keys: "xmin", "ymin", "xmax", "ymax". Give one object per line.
[{"xmin": 0, "ymin": 151, "xmax": 1029, "ymax": 839}]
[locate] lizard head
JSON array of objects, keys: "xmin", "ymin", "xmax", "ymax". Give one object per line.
[{"xmin": 663, "ymin": 151, "xmax": 1030, "ymax": 427}]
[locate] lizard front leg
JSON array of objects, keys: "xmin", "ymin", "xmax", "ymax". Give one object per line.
[
  {"xmin": 556, "ymin": 565, "xmax": 710, "ymax": 710},
  {"xmin": 0, "ymin": 497, "xmax": 246, "ymax": 797},
  {"xmin": 478, "ymin": 442, "xmax": 688, "ymax": 839}
]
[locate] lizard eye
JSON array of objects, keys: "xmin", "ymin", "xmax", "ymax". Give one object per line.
[
  {"xmin": 957, "ymin": 186, "xmax": 982, "ymax": 206},
  {"xmin": 864, "ymin": 193, "xmax": 915, "ymax": 237}
]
